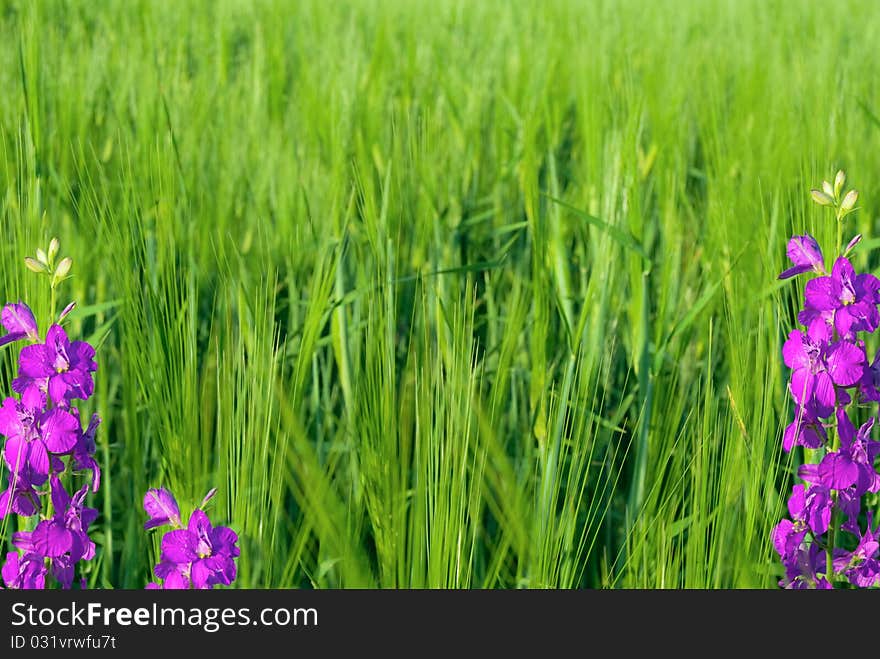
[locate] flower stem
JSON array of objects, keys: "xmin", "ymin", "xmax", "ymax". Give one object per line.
[
  {"xmin": 49, "ymin": 284, "xmax": 56, "ymax": 327},
  {"xmin": 826, "ymin": 505, "xmax": 838, "ymax": 582},
  {"xmin": 836, "ymin": 215, "xmax": 843, "ymax": 258}
]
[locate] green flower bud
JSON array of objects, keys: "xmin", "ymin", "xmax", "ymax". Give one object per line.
[
  {"xmin": 24, "ymin": 257, "xmax": 47, "ymax": 273},
  {"xmin": 822, "ymin": 180, "xmax": 834, "ymax": 197},
  {"xmin": 36, "ymin": 248, "xmax": 49, "ymax": 266},
  {"xmin": 48, "ymin": 237, "xmax": 60, "ymax": 262},
  {"xmin": 841, "ymin": 189, "xmax": 858, "ymax": 212},
  {"xmin": 810, "ymin": 189, "xmax": 834, "ymax": 206},
  {"xmin": 834, "ymin": 170, "xmax": 846, "ymax": 197},
  {"xmin": 54, "ymin": 256, "xmax": 73, "ymax": 280}
]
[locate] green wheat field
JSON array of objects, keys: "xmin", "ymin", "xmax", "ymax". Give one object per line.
[{"xmin": 2, "ymin": 0, "xmax": 880, "ymax": 589}]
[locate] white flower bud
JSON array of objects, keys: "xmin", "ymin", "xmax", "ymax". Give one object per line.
[
  {"xmin": 834, "ymin": 170, "xmax": 846, "ymax": 197},
  {"xmin": 841, "ymin": 189, "xmax": 859, "ymax": 212},
  {"xmin": 48, "ymin": 237, "xmax": 60, "ymax": 262},
  {"xmin": 810, "ymin": 189, "xmax": 834, "ymax": 206},
  {"xmin": 24, "ymin": 257, "xmax": 46, "ymax": 273},
  {"xmin": 54, "ymin": 257, "xmax": 72, "ymax": 279}
]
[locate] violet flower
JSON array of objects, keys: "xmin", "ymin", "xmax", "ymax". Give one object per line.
[
  {"xmin": 781, "ymin": 543, "xmax": 832, "ymax": 590},
  {"xmin": 0, "ymin": 552, "xmax": 47, "ymax": 590},
  {"xmin": 817, "ymin": 411, "xmax": 880, "ymax": 496},
  {"xmin": 0, "ymin": 473, "xmax": 41, "ymax": 518},
  {"xmin": 11, "ymin": 476, "xmax": 98, "ymax": 590},
  {"xmin": 778, "ymin": 235, "xmax": 826, "ymax": 280},
  {"xmin": 782, "ymin": 403, "xmax": 827, "ymax": 452},
  {"xmin": 801, "ymin": 257, "xmax": 880, "ymax": 340},
  {"xmin": 143, "ymin": 487, "xmax": 181, "ymax": 530},
  {"xmin": 68, "ymin": 410, "xmax": 101, "ymax": 492},
  {"xmin": 13, "ymin": 324, "xmax": 97, "ymax": 408},
  {"xmin": 832, "ymin": 513, "xmax": 880, "ymax": 588},
  {"xmin": 782, "ymin": 329, "xmax": 864, "ymax": 415},
  {"xmin": 0, "ymin": 302, "xmax": 39, "ymax": 348},
  {"xmin": 0, "ymin": 397, "xmax": 79, "ymax": 486},
  {"xmin": 144, "ymin": 489, "xmax": 239, "ymax": 590}
]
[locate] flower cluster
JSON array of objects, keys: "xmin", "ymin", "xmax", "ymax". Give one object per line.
[
  {"xmin": 0, "ymin": 242, "xmax": 101, "ymax": 589},
  {"xmin": 774, "ymin": 172, "xmax": 880, "ymax": 589},
  {"xmin": 143, "ymin": 487, "xmax": 239, "ymax": 589},
  {"xmin": 2, "ymin": 238, "xmax": 241, "ymax": 590}
]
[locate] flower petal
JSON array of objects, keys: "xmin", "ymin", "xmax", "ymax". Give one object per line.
[
  {"xmin": 786, "ymin": 235, "xmax": 824, "ymax": 270},
  {"xmin": 18, "ymin": 383, "xmax": 47, "ymax": 411},
  {"xmin": 187, "ymin": 509, "xmax": 213, "ymax": 537},
  {"xmin": 31, "ymin": 520, "xmax": 73, "ymax": 558},
  {"xmin": 161, "ymin": 530, "xmax": 197, "ymax": 563},
  {"xmin": 27, "ymin": 441, "xmax": 49, "ymax": 485},
  {"xmin": 826, "ymin": 341, "xmax": 865, "ymax": 386},
  {"xmin": 789, "ymin": 369, "xmax": 814, "ymax": 406},
  {"xmin": 804, "ymin": 276, "xmax": 837, "ymax": 312},
  {"xmin": 17, "ymin": 344, "xmax": 52, "ymax": 379},
  {"xmin": 813, "ymin": 372, "xmax": 836, "ymax": 410},
  {"xmin": 778, "ymin": 264, "xmax": 811, "ymax": 280},
  {"xmin": 772, "ymin": 519, "xmax": 794, "ymax": 556},
  {"xmin": 190, "ymin": 559, "xmax": 212, "ymax": 589},
  {"xmin": 782, "ymin": 331, "xmax": 809, "ymax": 370},
  {"xmin": 1, "ymin": 303, "xmax": 38, "ymax": 339},
  {"xmin": 143, "ymin": 488, "xmax": 181, "ymax": 530},
  {"xmin": 40, "ymin": 408, "xmax": 79, "ymax": 453},
  {"xmin": 818, "ymin": 452, "xmax": 858, "ymax": 490},
  {"xmin": 163, "ymin": 570, "xmax": 189, "ymax": 590}
]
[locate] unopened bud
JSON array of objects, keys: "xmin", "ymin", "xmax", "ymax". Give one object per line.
[
  {"xmin": 24, "ymin": 257, "xmax": 46, "ymax": 273},
  {"xmin": 54, "ymin": 257, "xmax": 72, "ymax": 279},
  {"xmin": 810, "ymin": 189, "xmax": 834, "ymax": 206},
  {"xmin": 841, "ymin": 189, "xmax": 859, "ymax": 212},
  {"xmin": 200, "ymin": 487, "xmax": 218, "ymax": 510},
  {"xmin": 48, "ymin": 237, "xmax": 60, "ymax": 261},
  {"xmin": 822, "ymin": 180, "xmax": 834, "ymax": 197},
  {"xmin": 36, "ymin": 248, "xmax": 49, "ymax": 266},
  {"xmin": 834, "ymin": 170, "xmax": 846, "ymax": 197},
  {"xmin": 58, "ymin": 301, "xmax": 76, "ymax": 322},
  {"xmin": 844, "ymin": 234, "xmax": 862, "ymax": 257}
]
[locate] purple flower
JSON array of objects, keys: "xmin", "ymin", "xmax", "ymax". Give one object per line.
[
  {"xmin": 778, "ymin": 235, "xmax": 826, "ymax": 280},
  {"xmin": 772, "ymin": 485, "xmax": 810, "ymax": 560},
  {"xmin": 780, "ymin": 543, "xmax": 832, "ymax": 590},
  {"xmin": 1, "ymin": 552, "xmax": 46, "ymax": 590},
  {"xmin": 817, "ymin": 411, "xmax": 880, "ymax": 495},
  {"xmin": 0, "ymin": 397, "xmax": 79, "ymax": 486},
  {"xmin": 143, "ymin": 487, "xmax": 181, "ymax": 530},
  {"xmin": 782, "ymin": 329, "xmax": 864, "ymax": 415},
  {"xmin": 159, "ymin": 510, "xmax": 239, "ymax": 589},
  {"xmin": 0, "ymin": 473, "xmax": 41, "ymax": 518},
  {"xmin": 832, "ymin": 513, "xmax": 880, "ymax": 588},
  {"xmin": 792, "ymin": 467, "xmax": 835, "ymax": 534},
  {"xmin": 782, "ymin": 404, "xmax": 828, "ymax": 452},
  {"xmin": 152, "ymin": 561, "xmax": 191, "ymax": 590},
  {"xmin": 12, "ymin": 476, "xmax": 98, "ymax": 589},
  {"xmin": 68, "ymin": 411, "xmax": 101, "ymax": 492},
  {"xmin": 0, "ymin": 302, "xmax": 39, "ymax": 348},
  {"xmin": 837, "ymin": 487, "xmax": 863, "ymax": 535},
  {"xmin": 802, "ymin": 257, "xmax": 880, "ymax": 339},
  {"xmin": 858, "ymin": 346, "xmax": 880, "ymax": 402},
  {"xmin": 145, "ymin": 491, "xmax": 239, "ymax": 590},
  {"xmin": 13, "ymin": 324, "xmax": 97, "ymax": 408}
]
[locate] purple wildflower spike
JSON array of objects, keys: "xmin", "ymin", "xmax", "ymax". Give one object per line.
[{"xmin": 144, "ymin": 488, "xmax": 239, "ymax": 590}]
